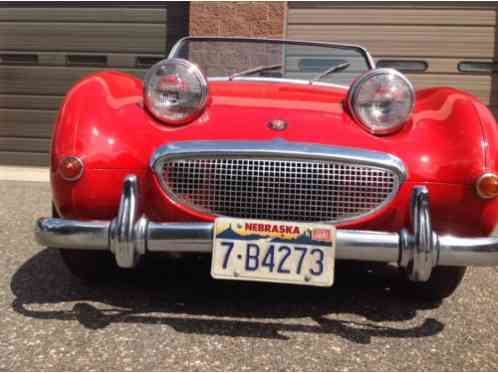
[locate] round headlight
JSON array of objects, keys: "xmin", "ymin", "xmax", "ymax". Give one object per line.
[
  {"xmin": 144, "ymin": 58, "xmax": 208, "ymax": 125},
  {"xmin": 348, "ymin": 68, "xmax": 415, "ymax": 135}
]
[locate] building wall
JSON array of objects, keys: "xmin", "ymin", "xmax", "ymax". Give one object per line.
[
  {"xmin": 2, "ymin": 2, "xmax": 498, "ymax": 167},
  {"xmin": 0, "ymin": 3, "xmax": 189, "ymax": 166},
  {"xmin": 189, "ymin": 2, "xmax": 285, "ymax": 38},
  {"xmin": 287, "ymin": 2, "xmax": 498, "ymax": 117}
]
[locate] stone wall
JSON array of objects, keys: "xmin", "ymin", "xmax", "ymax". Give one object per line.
[{"xmin": 189, "ymin": 2, "xmax": 285, "ymax": 38}]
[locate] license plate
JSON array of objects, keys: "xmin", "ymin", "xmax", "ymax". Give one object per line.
[{"xmin": 211, "ymin": 218, "xmax": 336, "ymax": 287}]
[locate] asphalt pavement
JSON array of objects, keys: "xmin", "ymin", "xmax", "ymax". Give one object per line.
[{"xmin": 1, "ymin": 180, "xmax": 497, "ymax": 371}]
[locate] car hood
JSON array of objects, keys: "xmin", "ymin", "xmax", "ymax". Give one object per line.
[
  {"xmin": 191, "ymin": 81, "xmax": 485, "ymax": 185},
  {"xmin": 59, "ymin": 73, "xmax": 486, "ymax": 185}
]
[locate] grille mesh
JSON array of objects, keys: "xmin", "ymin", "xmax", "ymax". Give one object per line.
[{"xmin": 159, "ymin": 157, "xmax": 399, "ymax": 223}]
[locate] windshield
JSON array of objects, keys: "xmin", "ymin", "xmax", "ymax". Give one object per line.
[{"xmin": 169, "ymin": 37, "xmax": 374, "ymax": 87}]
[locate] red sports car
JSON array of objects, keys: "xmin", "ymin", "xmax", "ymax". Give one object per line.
[{"xmin": 35, "ymin": 37, "xmax": 498, "ymax": 300}]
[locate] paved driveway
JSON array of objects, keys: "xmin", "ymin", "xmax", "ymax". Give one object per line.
[{"xmin": 1, "ymin": 180, "xmax": 497, "ymax": 371}]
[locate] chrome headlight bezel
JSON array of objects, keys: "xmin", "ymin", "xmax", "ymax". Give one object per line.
[
  {"xmin": 143, "ymin": 58, "xmax": 208, "ymax": 125},
  {"xmin": 347, "ymin": 68, "xmax": 415, "ymax": 135}
]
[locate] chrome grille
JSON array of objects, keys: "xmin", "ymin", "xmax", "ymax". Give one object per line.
[{"xmin": 158, "ymin": 156, "xmax": 400, "ymax": 223}]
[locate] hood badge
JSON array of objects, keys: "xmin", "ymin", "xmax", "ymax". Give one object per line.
[{"xmin": 267, "ymin": 119, "xmax": 287, "ymax": 131}]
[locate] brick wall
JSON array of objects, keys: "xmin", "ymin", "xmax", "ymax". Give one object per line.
[{"xmin": 189, "ymin": 2, "xmax": 285, "ymax": 38}]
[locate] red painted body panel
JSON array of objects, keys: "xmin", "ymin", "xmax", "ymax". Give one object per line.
[{"xmin": 51, "ymin": 71, "xmax": 498, "ymax": 237}]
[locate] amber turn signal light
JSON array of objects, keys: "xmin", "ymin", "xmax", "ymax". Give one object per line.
[
  {"xmin": 476, "ymin": 172, "xmax": 498, "ymax": 199},
  {"xmin": 59, "ymin": 156, "xmax": 84, "ymax": 181}
]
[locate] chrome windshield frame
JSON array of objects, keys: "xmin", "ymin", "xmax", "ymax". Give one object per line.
[
  {"xmin": 205, "ymin": 76, "xmax": 350, "ymax": 89},
  {"xmin": 167, "ymin": 36, "xmax": 375, "ymax": 87}
]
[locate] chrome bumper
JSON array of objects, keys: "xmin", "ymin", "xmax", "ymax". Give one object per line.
[{"xmin": 35, "ymin": 175, "xmax": 498, "ymax": 282}]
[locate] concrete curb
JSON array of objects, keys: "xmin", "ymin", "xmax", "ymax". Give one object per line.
[{"xmin": 0, "ymin": 166, "xmax": 49, "ymax": 182}]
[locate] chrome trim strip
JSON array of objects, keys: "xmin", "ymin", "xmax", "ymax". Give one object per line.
[
  {"xmin": 150, "ymin": 139, "xmax": 407, "ymax": 181},
  {"xmin": 34, "ymin": 175, "xmax": 498, "ymax": 281},
  {"xmin": 150, "ymin": 140, "xmax": 407, "ymax": 224}
]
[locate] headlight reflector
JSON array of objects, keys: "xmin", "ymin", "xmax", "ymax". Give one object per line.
[
  {"xmin": 144, "ymin": 58, "xmax": 208, "ymax": 125},
  {"xmin": 348, "ymin": 68, "xmax": 415, "ymax": 135}
]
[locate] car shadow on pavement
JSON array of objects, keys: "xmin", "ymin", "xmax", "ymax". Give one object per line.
[{"xmin": 10, "ymin": 249, "xmax": 444, "ymax": 344}]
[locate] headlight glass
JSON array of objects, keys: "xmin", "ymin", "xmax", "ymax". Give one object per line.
[
  {"xmin": 144, "ymin": 58, "xmax": 208, "ymax": 125},
  {"xmin": 348, "ymin": 68, "xmax": 415, "ymax": 135}
]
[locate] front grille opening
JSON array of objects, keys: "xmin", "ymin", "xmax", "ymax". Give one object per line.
[{"xmin": 159, "ymin": 157, "xmax": 398, "ymax": 223}]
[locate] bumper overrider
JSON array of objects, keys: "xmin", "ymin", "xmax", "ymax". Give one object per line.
[{"xmin": 35, "ymin": 175, "xmax": 498, "ymax": 283}]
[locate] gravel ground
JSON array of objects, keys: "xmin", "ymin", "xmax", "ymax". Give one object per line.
[{"xmin": 0, "ymin": 180, "xmax": 497, "ymax": 371}]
